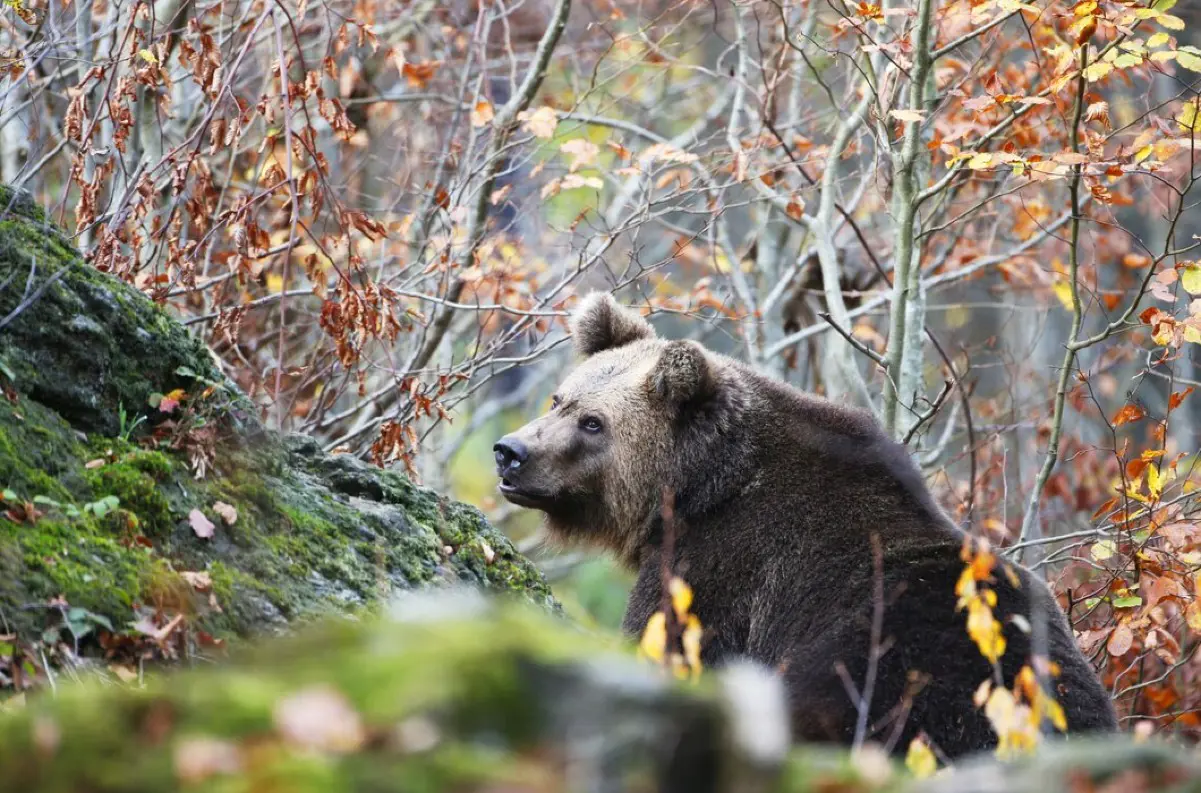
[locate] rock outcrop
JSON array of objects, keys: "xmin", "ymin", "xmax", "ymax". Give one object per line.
[{"xmin": 0, "ymin": 186, "xmax": 553, "ymax": 679}]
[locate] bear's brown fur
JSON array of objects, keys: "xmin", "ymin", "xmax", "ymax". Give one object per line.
[{"xmin": 494, "ymin": 292, "xmax": 1117, "ymax": 758}]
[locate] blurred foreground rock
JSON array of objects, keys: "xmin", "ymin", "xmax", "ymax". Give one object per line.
[
  {"xmin": 0, "ymin": 186, "xmax": 553, "ymax": 688},
  {"xmin": 0, "ymin": 596, "xmax": 1197, "ymax": 793}
]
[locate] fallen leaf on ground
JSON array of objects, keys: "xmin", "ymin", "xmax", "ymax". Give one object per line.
[
  {"xmin": 273, "ymin": 686, "xmax": 365, "ymax": 753},
  {"xmin": 189, "ymin": 509, "xmax": 215, "ymax": 538},
  {"xmin": 212, "ymin": 502, "xmax": 237, "ymax": 526}
]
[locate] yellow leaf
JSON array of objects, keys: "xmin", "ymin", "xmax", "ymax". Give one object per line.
[
  {"xmin": 640, "ymin": 142, "xmax": 699, "ymax": 164},
  {"xmin": 1083, "ymin": 61, "xmax": 1113, "ymax": 81},
  {"xmin": 638, "ymin": 612, "xmax": 667, "ymax": 662},
  {"xmin": 966, "ymin": 598, "xmax": 1007, "ymax": 663},
  {"xmin": 967, "ymin": 152, "xmax": 993, "ymax": 170},
  {"xmin": 681, "ymin": 614, "xmax": 704, "ymax": 680},
  {"xmin": 1090, "ymin": 539, "xmax": 1117, "ymax": 560},
  {"xmin": 973, "ymin": 679, "xmax": 993, "ymax": 708},
  {"xmin": 1184, "ymin": 324, "xmax": 1201, "ymax": 344},
  {"xmin": 1151, "ymin": 50, "xmax": 1178, "ymax": 63},
  {"xmin": 669, "ymin": 576, "xmax": 693, "ymax": 622},
  {"xmin": 137, "ymin": 49, "xmax": 158, "ymax": 64},
  {"xmin": 905, "ymin": 737, "xmax": 938, "ymax": 778},
  {"xmin": 1050, "ymin": 71, "xmax": 1078, "ymax": 94},
  {"xmin": 1148, "ymin": 32, "xmax": 1170, "ymax": 47},
  {"xmin": 1157, "ymin": 13, "xmax": 1185, "ymax": 30},
  {"xmin": 1179, "ymin": 48, "xmax": 1201, "ymax": 72},
  {"xmin": 1148, "ymin": 463, "xmax": 1163, "ymax": 500},
  {"xmin": 984, "ymin": 687, "xmax": 1018, "ymax": 735},
  {"xmin": 1135, "ymin": 144, "xmax": 1155, "ymax": 164},
  {"xmin": 1183, "ymin": 264, "xmax": 1201, "ymax": 294},
  {"xmin": 1043, "ymin": 697, "xmax": 1068, "ymax": 732},
  {"xmin": 1186, "ymin": 600, "xmax": 1201, "ymax": 633},
  {"xmin": 1052, "ymin": 280, "xmax": 1074, "ymax": 311},
  {"xmin": 1154, "ymin": 142, "xmax": 1181, "ymax": 164},
  {"xmin": 954, "ymin": 566, "xmax": 977, "ymax": 601}
]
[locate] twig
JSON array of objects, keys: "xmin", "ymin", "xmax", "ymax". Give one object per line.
[
  {"xmin": 0, "ymin": 262, "xmax": 69, "ymax": 332},
  {"xmin": 902, "ymin": 379, "xmax": 953, "ymax": 445},
  {"xmin": 658, "ymin": 487, "xmax": 681, "ymax": 664},
  {"xmin": 853, "ymin": 533, "xmax": 887, "ymax": 747},
  {"xmin": 817, "ymin": 312, "xmax": 887, "ymax": 369},
  {"xmin": 1015, "ymin": 45, "xmax": 1091, "ymax": 561}
]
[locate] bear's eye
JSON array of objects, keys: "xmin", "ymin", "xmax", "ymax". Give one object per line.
[
  {"xmin": 579, "ymin": 416, "xmax": 603, "ymax": 434},
  {"xmin": 550, "ymin": 395, "xmax": 561, "ymax": 410}
]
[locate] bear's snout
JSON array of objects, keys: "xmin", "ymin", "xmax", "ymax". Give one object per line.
[
  {"xmin": 493, "ymin": 434, "xmax": 554, "ymax": 509},
  {"xmin": 493, "ymin": 437, "xmax": 529, "ymax": 473}
]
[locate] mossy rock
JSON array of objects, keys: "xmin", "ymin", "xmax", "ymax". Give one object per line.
[
  {"xmin": 0, "ymin": 186, "xmax": 554, "ymax": 679},
  {"xmin": 0, "ymin": 600, "xmax": 759, "ymax": 793},
  {"xmin": 0, "ymin": 597, "xmax": 1195, "ymax": 793},
  {"xmin": 0, "ymin": 596, "xmax": 866, "ymax": 793},
  {"xmin": 0, "ymin": 185, "xmax": 233, "ymax": 438}
]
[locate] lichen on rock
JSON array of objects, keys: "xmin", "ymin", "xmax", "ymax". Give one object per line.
[{"xmin": 0, "ymin": 186, "xmax": 554, "ymax": 681}]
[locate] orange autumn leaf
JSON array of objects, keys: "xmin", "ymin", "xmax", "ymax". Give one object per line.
[
  {"xmin": 1169, "ymin": 387, "xmax": 1194, "ymax": 411},
  {"xmin": 401, "ymin": 60, "xmax": 439, "ymax": 88},
  {"xmin": 1126, "ymin": 458, "xmax": 1149, "ymax": 481},
  {"xmin": 1112, "ymin": 404, "xmax": 1145, "ymax": 427}
]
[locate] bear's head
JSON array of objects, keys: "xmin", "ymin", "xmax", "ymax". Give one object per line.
[{"xmin": 493, "ymin": 292, "xmax": 748, "ymax": 564}]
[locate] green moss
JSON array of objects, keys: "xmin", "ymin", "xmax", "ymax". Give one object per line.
[
  {"xmin": 0, "ymin": 604, "xmax": 624, "ymax": 793},
  {"xmin": 0, "ymin": 399, "xmax": 83, "ymax": 502},
  {"xmin": 83, "ymin": 458, "xmax": 173, "ymax": 539},
  {"xmin": 0, "ymin": 184, "xmax": 47, "ymax": 223},
  {"xmin": 0, "ymin": 207, "xmax": 230, "ymax": 437},
  {"xmin": 0, "ymin": 515, "xmax": 148, "ymax": 629}
]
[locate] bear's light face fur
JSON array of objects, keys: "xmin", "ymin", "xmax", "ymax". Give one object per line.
[{"xmin": 494, "ymin": 293, "xmax": 713, "ymax": 563}]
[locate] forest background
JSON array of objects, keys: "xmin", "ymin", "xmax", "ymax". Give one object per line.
[{"xmin": 1, "ymin": 0, "xmax": 1200, "ymax": 742}]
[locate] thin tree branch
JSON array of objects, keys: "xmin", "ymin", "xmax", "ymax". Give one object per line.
[{"xmin": 407, "ymin": 0, "xmax": 573, "ymax": 376}]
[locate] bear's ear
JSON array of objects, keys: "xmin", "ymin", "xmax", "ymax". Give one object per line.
[
  {"xmin": 649, "ymin": 340, "xmax": 715, "ymax": 406},
  {"xmin": 570, "ymin": 292, "xmax": 655, "ymax": 357}
]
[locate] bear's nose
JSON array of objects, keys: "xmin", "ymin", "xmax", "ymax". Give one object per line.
[{"xmin": 493, "ymin": 437, "xmax": 529, "ymax": 471}]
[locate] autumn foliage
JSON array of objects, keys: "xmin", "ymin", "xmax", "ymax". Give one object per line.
[{"xmin": 1, "ymin": 0, "xmax": 1201, "ymax": 756}]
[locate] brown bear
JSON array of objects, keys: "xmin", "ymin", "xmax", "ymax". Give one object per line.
[{"xmin": 493, "ymin": 292, "xmax": 1117, "ymax": 758}]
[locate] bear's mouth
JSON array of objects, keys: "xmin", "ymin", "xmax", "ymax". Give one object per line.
[{"xmin": 498, "ymin": 478, "xmax": 552, "ymax": 508}]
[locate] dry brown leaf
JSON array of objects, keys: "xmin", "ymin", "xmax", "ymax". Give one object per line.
[
  {"xmin": 519, "ymin": 106, "xmax": 558, "ymax": 139},
  {"xmin": 213, "ymin": 502, "xmax": 238, "ymax": 526},
  {"xmin": 1107, "ymin": 622, "xmax": 1134, "ymax": 656},
  {"xmin": 560, "ymin": 138, "xmax": 599, "ymax": 172},
  {"xmin": 181, "ymin": 571, "xmax": 213, "ymax": 592}
]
